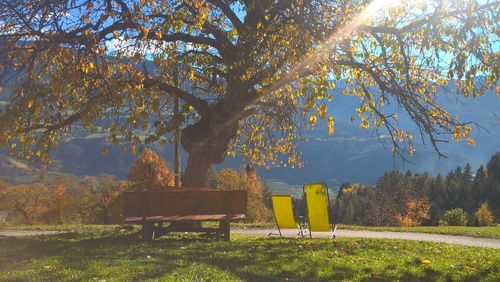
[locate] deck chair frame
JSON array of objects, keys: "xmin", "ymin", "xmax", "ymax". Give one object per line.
[
  {"xmin": 302, "ymin": 183, "xmax": 337, "ymax": 239},
  {"xmin": 269, "ymin": 195, "xmax": 308, "ymax": 238}
]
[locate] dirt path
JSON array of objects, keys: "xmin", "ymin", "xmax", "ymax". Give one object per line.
[
  {"xmin": 0, "ymin": 230, "xmax": 64, "ymax": 237},
  {"xmin": 2, "ymin": 228, "xmax": 500, "ymax": 249},
  {"xmin": 233, "ymin": 228, "xmax": 500, "ymax": 249}
]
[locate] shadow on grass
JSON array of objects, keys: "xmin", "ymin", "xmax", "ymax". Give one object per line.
[{"xmin": 0, "ymin": 231, "xmax": 498, "ymax": 281}]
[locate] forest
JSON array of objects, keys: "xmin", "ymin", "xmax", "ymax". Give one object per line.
[{"xmin": 332, "ymin": 152, "xmax": 500, "ymax": 227}]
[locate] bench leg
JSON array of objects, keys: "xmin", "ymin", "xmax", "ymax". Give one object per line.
[
  {"xmin": 219, "ymin": 220, "xmax": 230, "ymax": 241},
  {"xmin": 142, "ymin": 222, "xmax": 155, "ymax": 242}
]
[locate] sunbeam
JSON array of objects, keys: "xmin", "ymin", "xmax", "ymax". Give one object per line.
[{"xmin": 265, "ymin": 0, "xmax": 403, "ymax": 94}]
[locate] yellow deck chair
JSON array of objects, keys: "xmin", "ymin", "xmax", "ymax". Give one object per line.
[
  {"xmin": 269, "ymin": 195, "xmax": 307, "ymax": 237},
  {"xmin": 303, "ymin": 183, "xmax": 337, "ymax": 239}
]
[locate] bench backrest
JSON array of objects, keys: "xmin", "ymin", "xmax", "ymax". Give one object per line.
[{"xmin": 124, "ymin": 189, "xmax": 247, "ymax": 217}]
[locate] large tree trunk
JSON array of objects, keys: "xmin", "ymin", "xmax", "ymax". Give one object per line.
[
  {"xmin": 181, "ymin": 114, "xmax": 239, "ymax": 187},
  {"xmin": 183, "ymin": 151, "xmax": 214, "ymax": 187}
]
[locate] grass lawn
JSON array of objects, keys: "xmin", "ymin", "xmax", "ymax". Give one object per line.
[
  {"xmin": 337, "ymin": 225, "xmax": 500, "ymax": 240},
  {"xmin": 0, "ymin": 230, "xmax": 499, "ymax": 281}
]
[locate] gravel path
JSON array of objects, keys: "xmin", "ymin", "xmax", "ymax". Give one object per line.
[
  {"xmin": 0, "ymin": 230, "xmax": 64, "ymax": 237},
  {"xmin": 233, "ymin": 228, "xmax": 500, "ymax": 249},
  {"xmin": 2, "ymin": 228, "xmax": 500, "ymax": 249}
]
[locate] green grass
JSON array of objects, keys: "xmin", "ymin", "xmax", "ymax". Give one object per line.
[
  {"xmin": 337, "ymin": 225, "xmax": 500, "ymax": 239},
  {"xmin": 0, "ymin": 230, "xmax": 499, "ymax": 281}
]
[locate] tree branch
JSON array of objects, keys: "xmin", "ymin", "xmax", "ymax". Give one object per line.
[
  {"xmin": 142, "ymin": 79, "xmax": 210, "ymax": 117},
  {"xmin": 207, "ymin": 0, "xmax": 244, "ymax": 32}
]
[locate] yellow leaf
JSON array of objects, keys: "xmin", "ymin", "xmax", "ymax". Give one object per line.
[
  {"xmin": 143, "ymin": 28, "xmax": 150, "ymax": 39},
  {"xmin": 463, "ymin": 264, "xmax": 477, "ymax": 272},
  {"xmin": 317, "ymin": 104, "xmax": 327, "ymax": 118},
  {"xmin": 309, "ymin": 115, "xmax": 317, "ymax": 125},
  {"xmin": 327, "ymin": 115, "xmax": 335, "ymax": 135},
  {"xmin": 467, "ymin": 138, "xmax": 475, "ymax": 146}
]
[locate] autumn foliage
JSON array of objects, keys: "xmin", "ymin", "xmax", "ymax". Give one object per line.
[
  {"xmin": 0, "ymin": 174, "xmax": 126, "ymax": 224},
  {"xmin": 128, "ymin": 148, "xmax": 174, "ymax": 191},
  {"xmin": 474, "ymin": 202, "xmax": 495, "ymax": 227},
  {"xmin": 212, "ymin": 166, "xmax": 270, "ymax": 222},
  {"xmin": 47, "ymin": 183, "xmax": 71, "ymax": 224},
  {"xmin": 396, "ymin": 198, "xmax": 431, "ymax": 227},
  {"xmin": 0, "ymin": 183, "xmax": 50, "ymax": 224}
]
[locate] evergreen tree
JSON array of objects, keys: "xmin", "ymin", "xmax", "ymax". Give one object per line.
[
  {"xmin": 460, "ymin": 163, "xmax": 475, "ymax": 213},
  {"xmin": 472, "ymin": 165, "xmax": 487, "ymax": 205},
  {"xmin": 485, "ymin": 152, "xmax": 500, "ymax": 218},
  {"xmin": 261, "ymin": 182, "xmax": 273, "ymax": 210},
  {"xmin": 430, "ymin": 173, "xmax": 447, "ymax": 225}
]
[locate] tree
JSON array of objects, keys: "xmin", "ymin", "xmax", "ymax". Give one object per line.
[
  {"xmin": 472, "ymin": 165, "xmax": 487, "ymax": 204},
  {"xmin": 0, "ymin": 179, "xmax": 11, "ymax": 213},
  {"xmin": 46, "ymin": 183, "xmax": 71, "ymax": 224},
  {"xmin": 261, "ymin": 181, "xmax": 273, "ymax": 210},
  {"xmin": 429, "ymin": 173, "xmax": 448, "ymax": 225},
  {"xmin": 395, "ymin": 197, "xmax": 431, "ymax": 227},
  {"xmin": 485, "ymin": 152, "xmax": 500, "ymax": 218},
  {"xmin": 0, "ymin": 1, "xmax": 497, "ymax": 186},
  {"xmin": 80, "ymin": 175, "xmax": 127, "ymax": 224},
  {"xmin": 1, "ymin": 183, "xmax": 51, "ymax": 224},
  {"xmin": 334, "ymin": 183, "xmax": 367, "ymax": 225},
  {"xmin": 128, "ymin": 148, "xmax": 174, "ymax": 190}
]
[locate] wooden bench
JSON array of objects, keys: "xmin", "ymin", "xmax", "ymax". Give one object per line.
[{"xmin": 123, "ymin": 188, "xmax": 247, "ymax": 241}]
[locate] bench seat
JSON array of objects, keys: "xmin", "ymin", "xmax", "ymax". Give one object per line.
[{"xmin": 125, "ymin": 214, "xmax": 246, "ymax": 223}]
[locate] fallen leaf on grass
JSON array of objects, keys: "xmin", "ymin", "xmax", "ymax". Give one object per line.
[
  {"xmin": 420, "ymin": 258, "xmax": 431, "ymax": 264},
  {"xmin": 463, "ymin": 265, "xmax": 477, "ymax": 272}
]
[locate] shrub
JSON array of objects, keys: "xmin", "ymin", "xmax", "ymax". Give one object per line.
[
  {"xmin": 214, "ymin": 166, "xmax": 271, "ymax": 222},
  {"xmin": 438, "ymin": 208, "xmax": 468, "ymax": 226},
  {"xmin": 474, "ymin": 202, "xmax": 495, "ymax": 226}
]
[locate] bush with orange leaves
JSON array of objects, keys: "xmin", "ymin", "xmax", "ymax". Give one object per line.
[
  {"xmin": 128, "ymin": 148, "xmax": 174, "ymax": 191},
  {"xmin": 396, "ymin": 197, "xmax": 431, "ymax": 227}
]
